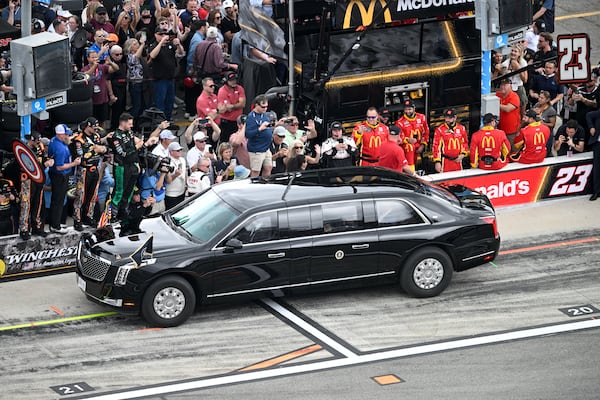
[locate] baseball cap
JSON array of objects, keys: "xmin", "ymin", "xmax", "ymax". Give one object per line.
[
  {"xmin": 159, "ymin": 130, "xmax": 176, "ymax": 140},
  {"xmin": 83, "ymin": 116, "xmax": 98, "ymax": 126},
  {"xmin": 483, "ymin": 113, "xmax": 498, "ymax": 124},
  {"xmin": 193, "ymin": 131, "xmax": 207, "ymax": 142},
  {"xmin": 525, "ymin": 109, "xmax": 539, "ymax": 118},
  {"xmin": 499, "ymin": 78, "xmax": 512, "ymax": 85},
  {"xmin": 55, "ymin": 124, "xmax": 72, "ymax": 135},
  {"xmin": 273, "ymin": 126, "xmax": 287, "ymax": 137},
  {"xmin": 222, "ymin": 0, "xmax": 234, "ymax": 8},
  {"xmin": 233, "ymin": 165, "xmax": 251, "ymax": 180},
  {"xmin": 226, "ymin": 72, "xmax": 237, "ymax": 81},
  {"xmin": 106, "ymin": 33, "xmax": 119, "ymax": 43},
  {"xmin": 404, "ymin": 99, "xmax": 415, "ymax": 108},
  {"xmin": 167, "ymin": 142, "xmax": 183, "ymax": 151},
  {"xmin": 444, "ymin": 108, "xmax": 456, "ymax": 117},
  {"xmin": 330, "ymin": 121, "xmax": 343, "ymax": 130},
  {"xmin": 207, "ymin": 26, "xmax": 219, "ymax": 39},
  {"xmin": 379, "ymin": 108, "xmax": 390, "ymax": 117},
  {"xmin": 389, "ymin": 125, "xmax": 401, "ymax": 135},
  {"xmin": 95, "ymin": 6, "xmax": 108, "ymax": 14}
]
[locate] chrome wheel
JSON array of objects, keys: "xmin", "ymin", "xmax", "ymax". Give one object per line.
[
  {"xmin": 153, "ymin": 286, "xmax": 186, "ymax": 319},
  {"xmin": 413, "ymin": 258, "xmax": 444, "ymax": 290}
]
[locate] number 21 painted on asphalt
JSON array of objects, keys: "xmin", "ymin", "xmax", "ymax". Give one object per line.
[{"xmin": 548, "ymin": 165, "xmax": 593, "ymax": 196}]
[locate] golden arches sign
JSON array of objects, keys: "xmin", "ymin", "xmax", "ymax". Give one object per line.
[
  {"xmin": 343, "ymin": 0, "xmax": 393, "ymax": 29},
  {"xmin": 446, "ymin": 137, "xmax": 461, "ymax": 151},
  {"xmin": 481, "ymin": 136, "xmax": 496, "ymax": 149},
  {"xmin": 533, "ymin": 131, "xmax": 546, "ymax": 146}
]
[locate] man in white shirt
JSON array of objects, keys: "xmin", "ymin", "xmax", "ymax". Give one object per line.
[
  {"xmin": 152, "ymin": 130, "xmax": 176, "ymax": 157},
  {"xmin": 187, "ymin": 131, "xmax": 215, "ymax": 183},
  {"xmin": 165, "ymin": 141, "xmax": 187, "ymax": 209}
]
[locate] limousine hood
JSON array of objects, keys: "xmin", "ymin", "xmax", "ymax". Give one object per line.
[{"xmin": 89, "ymin": 217, "xmax": 191, "ymax": 263}]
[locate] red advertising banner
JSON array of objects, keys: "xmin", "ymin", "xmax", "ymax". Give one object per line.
[{"xmin": 431, "ymin": 155, "xmax": 594, "ymax": 208}]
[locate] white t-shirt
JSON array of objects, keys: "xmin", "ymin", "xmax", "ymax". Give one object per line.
[
  {"xmin": 166, "ymin": 157, "xmax": 187, "ymax": 197},
  {"xmin": 152, "ymin": 144, "xmax": 170, "ymax": 158},
  {"xmin": 502, "ymin": 58, "xmax": 528, "ymax": 90}
]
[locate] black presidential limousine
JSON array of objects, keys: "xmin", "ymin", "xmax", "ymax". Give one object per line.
[{"xmin": 76, "ymin": 167, "xmax": 500, "ymax": 327}]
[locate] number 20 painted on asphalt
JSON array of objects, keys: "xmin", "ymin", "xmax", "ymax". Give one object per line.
[{"xmin": 548, "ymin": 165, "xmax": 593, "ymax": 196}]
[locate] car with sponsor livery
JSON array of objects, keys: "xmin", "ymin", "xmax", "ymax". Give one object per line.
[{"xmin": 75, "ymin": 167, "xmax": 500, "ymax": 327}]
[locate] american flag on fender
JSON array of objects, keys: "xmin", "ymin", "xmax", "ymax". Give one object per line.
[{"xmin": 97, "ymin": 198, "xmax": 112, "ymax": 228}]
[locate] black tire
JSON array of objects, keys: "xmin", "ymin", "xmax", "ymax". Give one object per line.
[
  {"xmin": 50, "ymin": 99, "xmax": 93, "ymax": 125},
  {"xmin": 400, "ymin": 247, "xmax": 453, "ymax": 298},
  {"xmin": 67, "ymin": 74, "xmax": 93, "ymax": 102},
  {"xmin": 141, "ymin": 275, "xmax": 196, "ymax": 327}
]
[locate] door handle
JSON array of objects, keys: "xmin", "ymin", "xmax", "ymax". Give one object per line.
[
  {"xmin": 352, "ymin": 244, "xmax": 369, "ymax": 250},
  {"xmin": 268, "ymin": 252, "xmax": 286, "ymax": 259}
]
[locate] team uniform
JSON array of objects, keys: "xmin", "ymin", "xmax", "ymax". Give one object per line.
[
  {"xmin": 432, "ymin": 122, "xmax": 468, "ymax": 172},
  {"xmin": 71, "ymin": 130, "xmax": 103, "ymax": 227},
  {"xmin": 395, "ymin": 112, "xmax": 430, "ymax": 170},
  {"xmin": 352, "ymin": 122, "xmax": 389, "ymax": 166},
  {"xmin": 511, "ymin": 121, "xmax": 551, "ymax": 164},
  {"xmin": 470, "ymin": 126, "xmax": 511, "ymax": 170},
  {"xmin": 18, "ymin": 141, "xmax": 47, "ymax": 236}
]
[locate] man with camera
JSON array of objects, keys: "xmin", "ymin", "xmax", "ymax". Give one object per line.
[
  {"xmin": 164, "ymin": 141, "xmax": 187, "ymax": 209},
  {"xmin": 321, "ymin": 121, "xmax": 358, "ymax": 168},
  {"xmin": 3, "ymin": 0, "xmax": 22, "ymax": 28},
  {"xmin": 245, "ymin": 94, "xmax": 274, "ymax": 177},
  {"xmin": 70, "ymin": 117, "xmax": 107, "ymax": 230},
  {"xmin": 553, "ymin": 119, "xmax": 585, "ymax": 157},
  {"xmin": 217, "ymin": 72, "xmax": 246, "ymax": 143},
  {"xmin": 148, "ymin": 26, "xmax": 185, "ymax": 121}
]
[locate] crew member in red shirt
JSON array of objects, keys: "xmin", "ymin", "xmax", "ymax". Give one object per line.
[
  {"xmin": 352, "ymin": 107, "xmax": 389, "ymax": 166},
  {"xmin": 470, "ymin": 113, "xmax": 511, "ymax": 170},
  {"xmin": 395, "ymin": 99, "xmax": 430, "ymax": 171},
  {"xmin": 432, "ymin": 108, "xmax": 469, "ymax": 172},
  {"xmin": 496, "ymin": 78, "xmax": 521, "ymax": 151},
  {"xmin": 378, "ymin": 126, "xmax": 413, "ymax": 174},
  {"xmin": 511, "ymin": 109, "xmax": 551, "ymax": 164}
]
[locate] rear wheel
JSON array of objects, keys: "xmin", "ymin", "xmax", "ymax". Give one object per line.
[
  {"xmin": 400, "ymin": 247, "xmax": 453, "ymax": 298},
  {"xmin": 141, "ymin": 275, "xmax": 196, "ymax": 327}
]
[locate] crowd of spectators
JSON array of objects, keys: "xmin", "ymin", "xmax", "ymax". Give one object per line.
[{"xmin": 0, "ymin": 0, "xmax": 598, "ymax": 240}]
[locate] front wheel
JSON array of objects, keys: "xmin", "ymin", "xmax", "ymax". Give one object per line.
[
  {"xmin": 400, "ymin": 247, "xmax": 453, "ymax": 298},
  {"xmin": 141, "ymin": 275, "xmax": 196, "ymax": 327}
]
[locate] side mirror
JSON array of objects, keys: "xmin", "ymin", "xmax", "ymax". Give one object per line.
[{"xmin": 223, "ymin": 238, "xmax": 243, "ymax": 253}]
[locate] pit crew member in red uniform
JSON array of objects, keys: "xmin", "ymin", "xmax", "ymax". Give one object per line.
[
  {"xmin": 395, "ymin": 99, "xmax": 430, "ymax": 171},
  {"xmin": 352, "ymin": 107, "xmax": 389, "ymax": 166},
  {"xmin": 511, "ymin": 109, "xmax": 551, "ymax": 164},
  {"xmin": 432, "ymin": 108, "xmax": 468, "ymax": 173},
  {"xmin": 470, "ymin": 113, "xmax": 511, "ymax": 170}
]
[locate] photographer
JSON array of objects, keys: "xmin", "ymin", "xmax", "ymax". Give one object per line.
[
  {"xmin": 321, "ymin": 121, "xmax": 358, "ymax": 168},
  {"xmin": 147, "ymin": 26, "xmax": 185, "ymax": 121},
  {"xmin": 553, "ymin": 119, "xmax": 585, "ymax": 156},
  {"xmin": 164, "ymin": 141, "xmax": 187, "ymax": 209},
  {"xmin": 138, "ymin": 150, "xmax": 169, "ymax": 216},
  {"xmin": 82, "ymin": 49, "xmax": 119, "ymax": 130}
]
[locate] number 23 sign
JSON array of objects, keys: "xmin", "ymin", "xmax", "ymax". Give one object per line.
[{"xmin": 557, "ymin": 33, "xmax": 591, "ymax": 84}]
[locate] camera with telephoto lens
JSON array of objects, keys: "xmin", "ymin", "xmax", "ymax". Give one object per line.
[{"xmin": 140, "ymin": 150, "xmax": 174, "ymax": 174}]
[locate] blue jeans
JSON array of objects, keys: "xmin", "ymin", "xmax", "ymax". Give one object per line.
[
  {"xmin": 152, "ymin": 79, "xmax": 175, "ymax": 120},
  {"xmin": 129, "ymin": 81, "xmax": 146, "ymax": 119}
]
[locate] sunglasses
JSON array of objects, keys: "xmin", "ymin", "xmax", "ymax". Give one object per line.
[
  {"xmin": 366, "ymin": 116, "xmax": 378, "ymax": 119},
  {"xmin": 290, "ymin": 122, "xmax": 299, "ymax": 126},
  {"xmin": 209, "ymin": 84, "xmax": 216, "ymax": 88},
  {"xmin": 294, "ymin": 146, "xmax": 303, "ymax": 149},
  {"xmin": 258, "ymin": 103, "xmax": 268, "ymax": 108}
]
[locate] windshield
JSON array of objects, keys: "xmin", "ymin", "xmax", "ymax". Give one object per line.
[
  {"xmin": 421, "ymin": 181, "xmax": 461, "ymax": 207},
  {"xmin": 170, "ymin": 190, "xmax": 240, "ymax": 242}
]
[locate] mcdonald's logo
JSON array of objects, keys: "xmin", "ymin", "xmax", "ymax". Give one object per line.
[
  {"xmin": 447, "ymin": 137, "xmax": 460, "ymax": 151},
  {"xmin": 369, "ymin": 135, "xmax": 383, "ymax": 148},
  {"xmin": 343, "ymin": 0, "xmax": 392, "ymax": 29},
  {"xmin": 533, "ymin": 131, "xmax": 546, "ymax": 146},
  {"xmin": 481, "ymin": 136, "xmax": 496, "ymax": 150}
]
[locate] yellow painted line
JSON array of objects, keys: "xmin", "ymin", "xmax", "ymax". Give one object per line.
[
  {"xmin": 238, "ymin": 344, "xmax": 323, "ymax": 372},
  {"xmin": 0, "ymin": 311, "xmax": 118, "ymax": 332},
  {"xmin": 557, "ymin": 11, "xmax": 600, "ymax": 21}
]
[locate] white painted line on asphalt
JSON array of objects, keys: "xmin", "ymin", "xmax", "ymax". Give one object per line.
[
  {"xmin": 77, "ymin": 318, "xmax": 600, "ymax": 400},
  {"xmin": 261, "ymin": 298, "xmax": 358, "ymax": 358}
]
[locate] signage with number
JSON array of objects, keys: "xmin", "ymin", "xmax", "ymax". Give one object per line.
[
  {"xmin": 559, "ymin": 304, "xmax": 600, "ymax": 318},
  {"xmin": 50, "ymin": 382, "xmax": 94, "ymax": 396},
  {"xmin": 557, "ymin": 33, "xmax": 591, "ymax": 84}
]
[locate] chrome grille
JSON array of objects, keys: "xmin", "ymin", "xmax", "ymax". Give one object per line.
[{"xmin": 79, "ymin": 252, "xmax": 111, "ymax": 281}]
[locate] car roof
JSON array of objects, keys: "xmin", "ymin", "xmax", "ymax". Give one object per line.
[{"xmin": 212, "ymin": 167, "xmax": 425, "ymax": 213}]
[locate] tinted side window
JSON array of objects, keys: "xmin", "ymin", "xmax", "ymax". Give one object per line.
[
  {"xmin": 322, "ymin": 202, "xmax": 364, "ymax": 234},
  {"xmin": 376, "ymin": 200, "xmax": 424, "ymax": 227},
  {"xmin": 234, "ymin": 212, "xmax": 279, "ymax": 244},
  {"xmin": 284, "ymin": 207, "xmax": 313, "ymax": 239}
]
